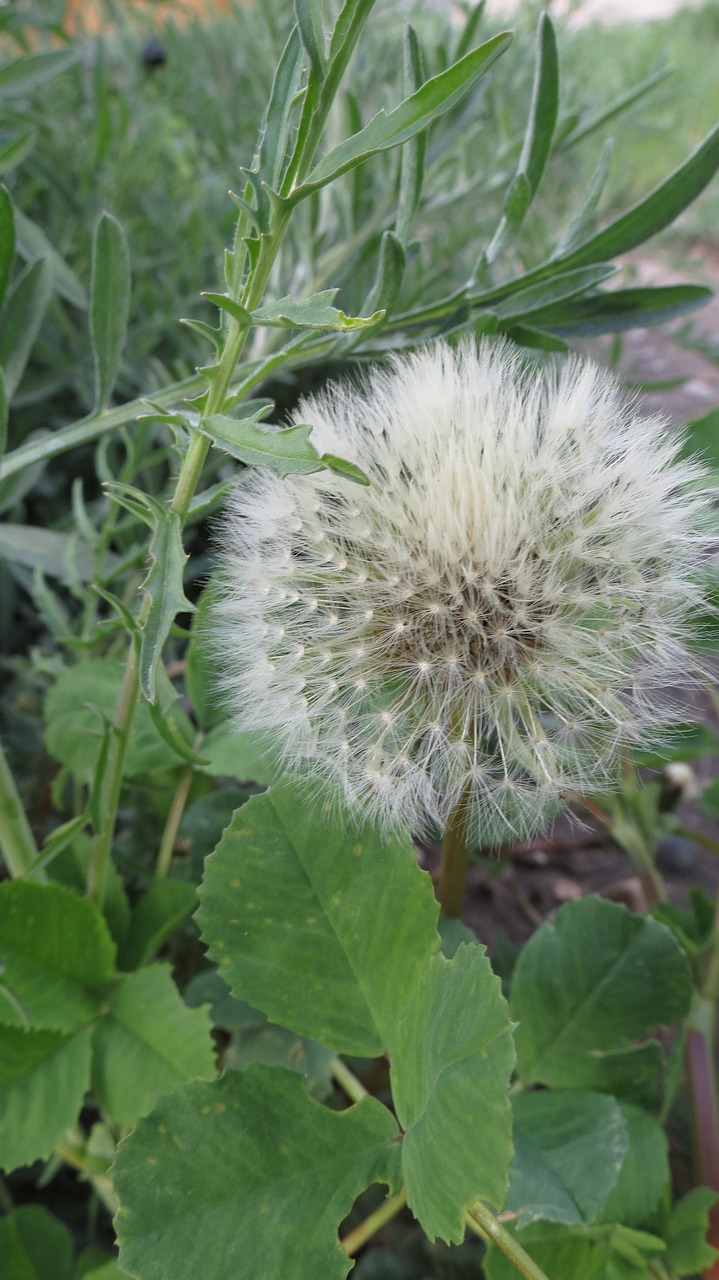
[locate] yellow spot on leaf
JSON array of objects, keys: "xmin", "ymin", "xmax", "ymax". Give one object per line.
[
  {"xmin": 353, "ymin": 844, "xmax": 362, "ymax": 856},
  {"xmin": 231, "ymin": 878, "xmax": 241, "ymax": 888}
]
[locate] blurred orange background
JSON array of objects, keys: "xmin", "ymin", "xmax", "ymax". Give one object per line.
[{"xmin": 62, "ymin": 0, "xmax": 233, "ymax": 35}]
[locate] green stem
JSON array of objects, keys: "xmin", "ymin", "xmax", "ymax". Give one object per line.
[
  {"xmin": 466, "ymin": 1202, "xmax": 552, "ymax": 1280},
  {"xmin": 155, "ymin": 760, "xmax": 195, "ymax": 884},
  {"xmin": 330, "ymin": 1056, "xmax": 368, "ymax": 1103},
  {"xmin": 341, "ymin": 1188, "xmax": 407, "ymax": 1256},
  {"xmin": 439, "ymin": 794, "xmax": 471, "ymax": 918},
  {"xmin": 0, "ymin": 734, "xmax": 41, "ymax": 878}
]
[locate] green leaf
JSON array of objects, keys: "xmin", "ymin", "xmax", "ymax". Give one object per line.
[
  {"xmin": 554, "ymin": 139, "xmax": 613, "ymax": 258},
  {"xmin": 507, "ymin": 1091, "xmax": 627, "ymax": 1228},
  {"xmin": 198, "ymin": 725, "xmax": 278, "ymax": 783},
  {"xmin": 45, "ymin": 830, "xmax": 130, "ymax": 951},
  {"xmin": 516, "ymin": 12, "xmax": 558, "ymax": 198},
  {"xmin": 15, "ymin": 210, "xmax": 86, "ymax": 309},
  {"xmin": 253, "ymin": 290, "xmax": 382, "ymax": 330},
  {"xmin": 256, "ymin": 25, "xmax": 305, "ymax": 190},
  {"xmin": 395, "ymin": 25, "xmax": 426, "ymax": 247},
  {"xmin": 632, "ymin": 720, "xmax": 719, "ymax": 767},
  {"xmin": 0, "ymin": 126, "xmax": 37, "ymax": 176},
  {"xmin": 0, "ymin": 257, "xmax": 52, "ymax": 401},
  {"xmin": 320, "ymin": 452, "xmax": 371, "ymax": 486},
  {"xmin": 678, "ymin": 407, "xmax": 719, "ymax": 475},
  {"xmin": 391, "ymin": 944, "xmax": 514, "ymax": 1243},
  {"xmin": 197, "ymin": 781, "xmax": 440, "ymax": 1057},
  {"xmin": 490, "ymin": 265, "xmax": 615, "ymax": 320},
  {"xmin": 0, "ymin": 184, "xmax": 15, "ymax": 311},
  {"xmin": 666, "ymin": 1187, "xmax": 719, "ymax": 1276},
  {"xmin": 200, "ymin": 292, "xmax": 251, "ymax": 326},
  {"xmin": 560, "ymin": 67, "xmax": 672, "ymax": 154},
  {"xmin": 119, "ymin": 882, "xmax": 198, "ymax": 970},
  {"xmin": 528, "ymin": 284, "xmax": 712, "ymax": 337},
  {"xmin": 0, "ymin": 524, "xmax": 119, "ymax": 583},
  {"xmin": 0, "ymin": 1206, "xmax": 74, "ymax": 1280},
  {"xmin": 114, "ymin": 1067, "xmax": 400, "ymax": 1280},
  {"xmin": 44, "ymin": 658, "xmax": 182, "ymax": 779},
  {"xmin": 296, "ymin": 31, "xmax": 512, "ymax": 197},
  {"xmin": 0, "ymin": 48, "xmax": 79, "ymax": 98},
  {"xmin": 0, "ymin": 881, "xmax": 114, "ymax": 1032},
  {"xmin": 89, "ymin": 212, "xmax": 131, "ymax": 413},
  {"xmin": 0, "ymin": 1026, "xmax": 92, "ymax": 1171},
  {"xmin": 596, "ymin": 1103, "xmax": 669, "ymax": 1230},
  {"xmin": 91, "ymin": 963, "xmax": 215, "ymax": 1126},
  {"xmin": 295, "ymin": 0, "xmax": 326, "ymax": 79},
  {"xmin": 0, "ymin": 368, "xmax": 7, "ymax": 463},
  {"xmin": 139, "ymin": 510, "xmax": 194, "ymax": 703},
  {"xmin": 202, "ymin": 413, "xmax": 323, "ymax": 474},
  {"xmin": 362, "ymin": 230, "xmax": 406, "ymax": 319},
  {"xmin": 184, "ymin": 584, "xmax": 224, "ymax": 730},
  {"xmin": 485, "ymin": 1222, "xmax": 591, "ymax": 1280},
  {"xmin": 591, "ymin": 1224, "xmax": 666, "ymax": 1277},
  {"xmin": 511, "ymin": 896, "xmax": 693, "ymax": 1093}
]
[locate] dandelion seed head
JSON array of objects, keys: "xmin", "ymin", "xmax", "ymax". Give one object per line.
[{"xmin": 214, "ymin": 340, "xmax": 712, "ymax": 844}]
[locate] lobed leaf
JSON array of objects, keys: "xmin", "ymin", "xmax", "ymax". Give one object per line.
[
  {"xmin": 253, "ymin": 289, "xmax": 382, "ymax": 330},
  {"xmin": 139, "ymin": 511, "xmax": 195, "ymax": 704}
]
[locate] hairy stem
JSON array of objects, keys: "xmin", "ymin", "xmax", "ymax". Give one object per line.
[
  {"xmin": 466, "ymin": 1202, "xmax": 552, "ymax": 1280},
  {"xmin": 341, "ymin": 1188, "xmax": 407, "ymax": 1256},
  {"xmin": 0, "ymin": 734, "xmax": 41, "ymax": 878},
  {"xmin": 439, "ymin": 794, "xmax": 471, "ymax": 918}
]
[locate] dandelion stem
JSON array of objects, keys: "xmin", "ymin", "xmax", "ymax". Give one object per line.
[
  {"xmin": 439, "ymin": 794, "xmax": 471, "ymax": 918},
  {"xmin": 154, "ymin": 759, "xmax": 195, "ymax": 884},
  {"xmin": 330, "ymin": 1056, "xmax": 368, "ymax": 1103},
  {"xmin": 466, "ymin": 1201, "xmax": 551, "ymax": 1280},
  {"xmin": 341, "ymin": 1188, "xmax": 407, "ymax": 1256}
]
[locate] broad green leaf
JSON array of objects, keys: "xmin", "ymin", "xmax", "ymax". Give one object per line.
[
  {"xmin": 82, "ymin": 1265, "xmax": 131, "ymax": 1280},
  {"xmin": 139, "ymin": 510, "xmax": 194, "ymax": 703},
  {"xmin": 0, "ymin": 1206, "xmax": 73, "ymax": 1280},
  {"xmin": 485, "ymin": 1222, "xmax": 591, "ymax": 1280},
  {"xmin": 90, "ymin": 212, "xmax": 131, "ymax": 412},
  {"xmin": 0, "ymin": 127, "xmax": 37, "ymax": 176},
  {"xmin": 257, "ymin": 25, "xmax": 305, "ymax": 189},
  {"xmin": 666, "ymin": 1188, "xmax": 719, "ymax": 1276},
  {"xmin": 119, "ymin": 882, "xmax": 198, "ymax": 970},
  {"xmin": 114, "ymin": 1067, "xmax": 400, "ymax": 1280},
  {"xmin": 91, "ymin": 963, "xmax": 215, "ymax": 1126},
  {"xmin": 181, "ymin": 790, "xmax": 251, "ymax": 880},
  {"xmin": 511, "ymin": 897, "xmax": 692, "ymax": 1091},
  {"xmin": 0, "ymin": 48, "xmax": 79, "ymax": 98},
  {"xmin": 391, "ymin": 945, "xmax": 515, "ymax": 1243},
  {"xmin": 0, "ymin": 881, "xmax": 114, "ymax": 1032},
  {"xmin": 0, "ymin": 1025, "xmax": 92, "ymax": 1171},
  {"xmin": 197, "ymin": 781, "xmax": 440, "ymax": 1056},
  {"xmin": 44, "ymin": 658, "xmax": 183, "ymax": 779},
  {"xmin": 596, "ymin": 1103, "xmax": 668, "ymax": 1230},
  {"xmin": 0, "ymin": 524, "xmax": 119, "ymax": 582},
  {"xmin": 507, "ymin": 1091, "xmax": 627, "ymax": 1228},
  {"xmin": 632, "ymin": 720, "xmax": 719, "ymax": 767},
  {"xmin": 295, "ymin": 0, "xmax": 326, "ymax": 79},
  {"xmin": 0, "ymin": 184, "xmax": 14, "ymax": 311},
  {"xmin": 529, "ymin": 284, "xmax": 712, "ymax": 337},
  {"xmin": 0, "ymin": 257, "xmax": 52, "ymax": 400},
  {"xmin": 15, "ymin": 210, "xmax": 86, "ymax": 309},
  {"xmin": 202, "ymin": 413, "xmax": 323, "ymax": 474},
  {"xmin": 46, "ymin": 831, "xmax": 130, "ymax": 951},
  {"xmin": 198, "ymin": 724, "xmax": 278, "ymax": 783},
  {"xmin": 296, "ymin": 31, "xmax": 512, "ymax": 197},
  {"xmin": 516, "ymin": 12, "xmax": 558, "ymax": 198},
  {"xmin": 253, "ymin": 290, "xmax": 382, "ymax": 330}
]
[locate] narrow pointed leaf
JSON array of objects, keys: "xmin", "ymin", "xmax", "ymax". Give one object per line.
[
  {"xmin": 114, "ymin": 1067, "xmax": 400, "ymax": 1280},
  {"xmin": 15, "ymin": 210, "xmax": 86, "ymax": 309},
  {"xmin": 0, "ymin": 184, "xmax": 14, "ymax": 311},
  {"xmin": 395, "ymin": 25, "xmax": 426, "ymax": 246},
  {"xmin": 197, "ymin": 781, "xmax": 440, "ymax": 1056},
  {"xmin": 296, "ymin": 31, "xmax": 512, "ymax": 197},
  {"xmin": 0, "ymin": 126, "xmax": 37, "ymax": 176},
  {"xmin": 0, "ymin": 48, "xmax": 79, "ymax": 98},
  {"xmin": 257, "ymin": 24, "xmax": 305, "ymax": 189},
  {"xmin": 491, "ymin": 264, "xmax": 615, "ymax": 321},
  {"xmin": 363, "ymin": 230, "xmax": 406, "ymax": 318},
  {"xmin": 517, "ymin": 13, "xmax": 558, "ymax": 198},
  {"xmin": 139, "ymin": 511, "xmax": 194, "ymax": 703},
  {"xmin": 531, "ymin": 284, "xmax": 712, "ymax": 336},
  {"xmin": 554, "ymin": 138, "xmax": 614, "ymax": 257},
  {"xmin": 295, "ymin": 0, "xmax": 326, "ymax": 79},
  {"xmin": 391, "ymin": 944, "xmax": 515, "ymax": 1242},
  {"xmin": 560, "ymin": 67, "xmax": 672, "ymax": 153},
  {"xmin": 0, "ymin": 257, "xmax": 52, "ymax": 400},
  {"xmin": 90, "ymin": 212, "xmax": 131, "ymax": 412},
  {"xmin": 200, "ymin": 291, "xmax": 252, "ymax": 326}
]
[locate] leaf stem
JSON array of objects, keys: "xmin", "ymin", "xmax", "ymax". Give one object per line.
[
  {"xmin": 466, "ymin": 1201, "xmax": 552, "ymax": 1280},
  {"xmin": 0, "ymin": 734, "xmax": 41, "ymax": 878},
  {"xmin": 155, "ymin": 759, "xmax": 195, "ymax": 884},
  {"xmin": 439, "ymin": 792, "xmax": 471, "ymax": 918},
  {"xmin": 341, "ymin": 1187, "xmax": 407, "ymax": 1256},
  {"xmin": 330, "ymin": 1056, "xmax": 368, "ymax": 1103}
]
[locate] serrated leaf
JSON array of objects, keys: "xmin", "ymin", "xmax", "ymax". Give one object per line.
[
  {"xmin": 202, "ymin": 413, "xmax": 323, "ymax": 474},
  {"xmin": 90, "ymin": 212, "xmax": 131, "ymax": 413},
  {"xmin": 119, "ymin": 882, "xmax": 198, "ymax": 970},
  {"xmin": 511, "ymin": 896, "xmax": 693, "ymax": 1092},
  {"xmin": 0, "ymin": 881, "xmax": 114, "ymax": 1032},
  {"xmin": 666, "ymin": 1187, "xmax": 719, "ymax": 1275},
  {"xmin": 0, "ymin": 1205, "xmax": 74, "ymax": 1280},
  {"xmin": 197, "ymin": 781, "xmax": 440, "ymax": 1057},
  {"xmin": 596, "ymin": 1102, "xmax": 669, "ymax": 1230},
  {"xmin": 114, "ymin": 1067, "xmax": 400, "ymax": 1280},
  {"xmin": 0, "ymin": 256, "xmax": 52, "ymax": 401},
  {"xmin": 139, "ymin": 510, "xmax": 194, "ymax": 703},
  {"xmin": 91, "ymin": 963, "xmax": 215, "ymax": 1126},
  {"xmin": 44, "ymin": 658, "xmax": 183, "ymax": 779},
  {"xmin": 0, "ymin": 47, "xmax": 79, "ymax": 98},
  {"xmin": 390, "ymin": 944, "xmax": 514, "ymax": 1243},
  {"xmin": 507, "ymin": 1091, "xmax": 628, "ymax": 1228},
  {"xmin": 0, "ymin": 1025, "xmax": 92, "ymax": 1171},
  {"xmin": 0, "ymin": 184, "xmax": 14, "ymax": 311},
  {"xmin": 296, "ymin": 31, "xmax": 512, "ymax": 197},
  {"xmin": 253, "ymin": 290, "xmax": 382, "ymax": 330}
]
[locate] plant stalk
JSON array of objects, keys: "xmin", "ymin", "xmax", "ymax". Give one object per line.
[
  {"xmin": 0, "ymin": 734, "xmax": 41, "ymax": 878},
  {"xmin": 155, "ymin": 760, "xmax": 195, "ymax": 884},
  {"xmin": 341, "ymin": 1188, "xmax": 407, "ymax": 1256},
  {"xmin": 330, "ymin": 1056, "xmax": 368, "ymax": 1104},
  {"xmin": 439, "ymin": 793, "xmax": 471, "ymax": 918},
  {"xmin": 466, "ymin": 1201, "xmax": 552, "ymax": 1280}
]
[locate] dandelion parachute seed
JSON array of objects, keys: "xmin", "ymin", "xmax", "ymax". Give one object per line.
[{"xmin": 214, "ymin": 340, "xmax": 712, "ymax": 845}]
